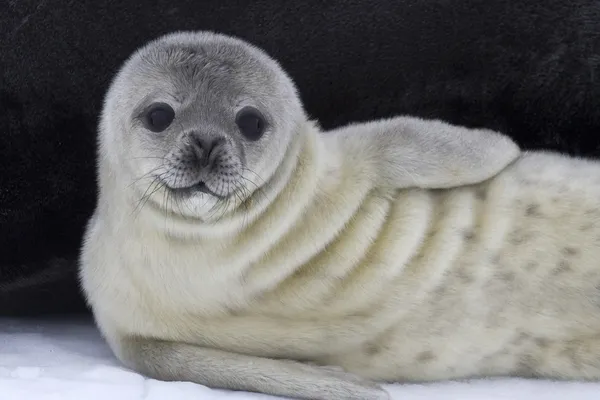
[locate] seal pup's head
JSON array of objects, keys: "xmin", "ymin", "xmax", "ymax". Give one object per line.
[{"xmin": 98, "ymin": 31, "xmax": 306, "ymax": 222}]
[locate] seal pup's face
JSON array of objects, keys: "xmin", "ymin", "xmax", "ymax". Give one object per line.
[{"xmin": 99, "ymin": 31, "xmax": 305, "ymax": 221}]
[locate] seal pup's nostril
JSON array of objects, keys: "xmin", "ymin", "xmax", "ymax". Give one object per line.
[{"xmin": 190, "ymin": 136, "xmax": 225, "ymax": 168}]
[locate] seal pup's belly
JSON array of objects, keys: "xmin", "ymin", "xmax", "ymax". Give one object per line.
[
  {"xmin": 322, "ymin": 151, "xmax": 600, "ymax": 381},
  {"xmin": 205, "ymin": 150, "xmax": 600, "ymax": 382}
]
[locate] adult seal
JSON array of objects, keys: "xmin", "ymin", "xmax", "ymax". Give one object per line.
[{"xmin": 80, "ymin": 31, "xmax": 548, "ymax": 400}]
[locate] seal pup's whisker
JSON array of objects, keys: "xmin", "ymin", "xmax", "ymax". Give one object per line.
[
  {"xmin": 131, "ymin": 156, "xmax": 167, "ymax": 161},
  {"xmin": 128, "ymin": 164, "xmax": 165, "ymax": 188},
  {"xmin": 132, "ymin": 173, "xmax": 170, "ymax": 218}
]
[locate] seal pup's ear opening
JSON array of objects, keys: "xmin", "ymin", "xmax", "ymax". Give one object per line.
[{"xmin": 328, "ymin": 116, "xmax": 521, "ymax": 189}]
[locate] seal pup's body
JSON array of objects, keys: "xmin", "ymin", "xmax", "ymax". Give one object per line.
[{"xmin": 80, "ymin": 31, "xmax": 600, "ymax": 400}]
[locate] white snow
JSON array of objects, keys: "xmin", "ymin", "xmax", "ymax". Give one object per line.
[{"xmin": 1, "ymin": 317, "xmax": 600, "ymax": 400}]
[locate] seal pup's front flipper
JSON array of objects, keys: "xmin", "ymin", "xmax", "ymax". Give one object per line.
[
  {"xmin": 117, "ymin": 336, "xmax": 390, "ymax": 400},
  {"xmin": 327, "ymin": 116, "xmax": 520, "ymax": 189}
]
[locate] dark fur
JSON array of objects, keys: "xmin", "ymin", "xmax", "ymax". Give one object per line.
[{"xmin": 2, "ymin": 0, "xmax": 600, "ymax": 315}]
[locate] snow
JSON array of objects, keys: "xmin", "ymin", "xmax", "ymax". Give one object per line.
[{"xmin": 1, "ymin": 317, "xmax": 600, "ymax": 400}]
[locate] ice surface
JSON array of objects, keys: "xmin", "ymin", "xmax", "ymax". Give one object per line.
[{"xmin": 1, "ymin": 317, "xmax": 599, "ymax": 400}]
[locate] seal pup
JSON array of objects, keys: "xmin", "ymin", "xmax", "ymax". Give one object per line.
[{"xmin": 79, "ymin": 31, "xmax": 537, "ymax": 400}]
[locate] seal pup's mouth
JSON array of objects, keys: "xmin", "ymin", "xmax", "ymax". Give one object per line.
[
  {"xmin": 194, "ymin": 181, "xmax": 212, "ymax": 194},
  {"xmin": 193, "ymin": 181, "xmax": 225, "ymax": 198},
  {"xmin": 171, "ymin": 180, "xmax": 228, "ymax": 200}
]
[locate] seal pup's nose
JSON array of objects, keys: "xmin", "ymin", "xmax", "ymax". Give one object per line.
[{"xmin": 190, "ymin": 136, "xmax": 225, "ymax": 168}]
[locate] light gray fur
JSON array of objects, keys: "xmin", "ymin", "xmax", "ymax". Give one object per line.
[
  {"xmin": 118, "ymin": 336, "xmax": 387, "ymax": 400},
  {"xmin": 80, "ymin": 31, "xmax": 532, "ymax": 400}
]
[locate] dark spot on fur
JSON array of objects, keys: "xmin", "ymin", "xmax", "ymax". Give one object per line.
[
  {"xmin": 581, "ymin": 222, "xmax": 594, "ymax": 231},
  {"xmin": 562, "ymin": 247, "xmax": 578, "ymax": 257},
  {"xmin": 500, "ymin": 348, "xmax": 514, "ymax": 358},
  {"xmin": 512, "ymin": 332, "xmax": 530, "ymax": 345},
  {"xmin": 475, "ymin": 188, "xmax": 487, "ymax": 200},
  {"xmin": 524, "ymin": 261, "xmax": 538, "ymax": 271},
  {"xmin": 349, "ymin": 310, "xmax": 370, "ymax": 318},
  {"xmin": 416, "ymin": 350, "xmax": 436, "ymax": 363},
  {"xmin": 226, "ymin": 307, "xmax": 242, "ymax": 317},
  {"xmin": 498, "ymin": 271, "xmax": 516, "ymax": 282},
  {"xmin": 491, "ymin": 253, "xmax": 502, "ymax": 265},
  {"xmin": 535, "ymin": 338, "xmax": 550, "ymax": 348},
  {"xmin": 433, "ymin": 284, "xmax": 447, "ymax": 299},
  {"xmin": 525, "ymin": 204, "xmax": 541, "ymax": 217},
  {"xmin": 508, "ymin": 229, "xmax": 532, "ymax": 245},
  {"xmin": 552, "ymin": 260, "xmax": 572, "ymax": 275},
  {"xmin": 517, "ymin": 353, "xmax": 537, "ymax": 375},
  {"xmin": 455, "ymin": 269, "xmax": 473, "ymax": 284},
  {"xmin": 365, "ymin": 342, "xmax": 382, "ymax": 356},
  {"xmin": 462, "ymin": 229, "xmax": 476, "ymax": 241}
]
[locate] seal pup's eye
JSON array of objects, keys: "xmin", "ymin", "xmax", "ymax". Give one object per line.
[
  {"xmin": 235, "ymin": 106, "xmax": 266, "ymax": 141},
  {"xmin": 144, "ymin": 103, "xmax": 175, "ymax": 133}
]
